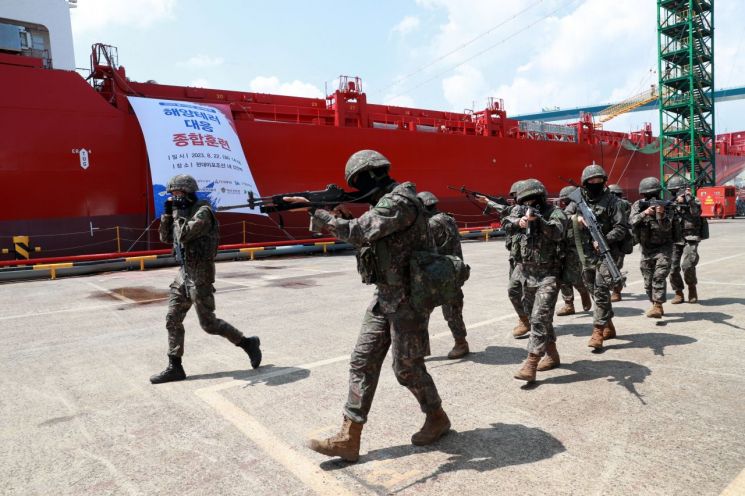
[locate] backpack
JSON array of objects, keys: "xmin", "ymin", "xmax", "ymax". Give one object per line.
[{"xmin": 409, "ymin": 250, "xmax": 470, "ymax": 311}]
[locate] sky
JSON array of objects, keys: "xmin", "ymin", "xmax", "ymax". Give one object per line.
[{"xmin": 68, "ymin": 0, "xmax": 745, "ymax": 134}]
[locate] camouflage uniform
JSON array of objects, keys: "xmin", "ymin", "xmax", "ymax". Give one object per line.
[
  {"xmin": 629, "ymin": 200, "xmax": 674, "ymax": 303},
  {"xmin": 159, "ymin": 200, "xmax": 244, "ymax": 357},
  {"xmin": 559, "ymin": 201, "xmax": 589, "ymax": 309},
  {"xmin": 310, "ymin": 181, "xmax": 441, "ymax": 424},
  {"xmin": 564, "ymin": 187, "xmax": 627, "ymax": 328},
  {"xmin": 670, "ymin": 195, "xmax": 703, "ymax": 294},
  {"xmin": 612, "ymin": 196, "xmax": 632, "ymax": 296},
  {"xmin": 427, "ymin": 211, "xmax": 466, "ymax": 340},
  {"xmin": 502, "ymin": 201, "xmax": 567, "ymax": 356}
]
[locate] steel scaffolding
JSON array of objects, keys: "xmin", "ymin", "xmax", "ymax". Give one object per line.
[{"xmin": 657, "ymin": 0, "xmax": 715, "ymax": 191}]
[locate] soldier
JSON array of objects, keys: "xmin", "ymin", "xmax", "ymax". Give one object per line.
[
  {"xmin": 475, "ymin": 180, "xmax": 531, "ymax": 338},
  {"xmin": 629, "ymin": 177, "xmax": 675, "ymax": 318},
  {"xmin": 556, "ymin": 185, "xmax": 592, "ymax": 316},
  {"xmin": 667, "ymin": 176, "xmax": 705, "ymax": 304},
  {"xmin": 150, "ymin": 174, "xmax": 262, "ymax": 384},
  {"xmin": 417, "ymin": 191, "xmax": 469, "ymax": 359},
  {"xmin": 501, "ymin": 179, "xmax": 567, "ymax": 382},
  {"xmin": 285, "ymin": 150, "xmax": 450, "ymax": 463},
  {"xmin": 608, "ymin": 184, "xmax": 633, "ymax": 302},
  {"xmin": 565, "ymin": 165, "xmax": 628, "ymax": 350}
]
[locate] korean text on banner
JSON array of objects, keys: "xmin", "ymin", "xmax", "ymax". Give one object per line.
[{"xmin": 128, "ymin": 96, "xmax": 264, "ymax": 217}]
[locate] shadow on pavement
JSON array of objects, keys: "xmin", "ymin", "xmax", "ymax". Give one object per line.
[
  {"xmin": 602, "ymin": 332, "xmax": 697, "ymax": 356},
  {"xmin": 321, "ymin": 422, "xmax": 565, "ymax": 493},
  {"xmin": 186, "ymin": 364, "xmax": 310, "ymax": 386},
  {"xmin": 532, "ymin": 359, "xmax": 651, "ymax": 404},
  {"xmin": 427, "ymin": 345, "xmax": 524, "ymax": 367},
  {"xmin": 695, "ymin": 297, "xmax": 745, "ymax": 307},
  {"xmin": 663, "ymin": 311, "xmax": 744, "ymax": 330}
]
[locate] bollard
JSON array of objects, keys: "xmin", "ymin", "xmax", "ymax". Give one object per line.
[
  {"xmin": 33, "ymin": 262, "xmax": 73, "ymax": 280},
  {"xmin": 314, "ymin": 241, "xmax": 335, "ymax": 254},
  {"xmin": 125, "ymin": 255, "xmax": 158, "ymax": 271},
  {"xmin": 239, "ymin": 247, "xmax": 264, "ymax": 261}
]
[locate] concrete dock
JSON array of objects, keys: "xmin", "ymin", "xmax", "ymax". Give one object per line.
[{"xmin": 1, "ymin": 219, "xmax": 744, "ymax": 496}]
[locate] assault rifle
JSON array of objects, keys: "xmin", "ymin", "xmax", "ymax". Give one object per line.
[
  {"xmin": 447, "ymin": 185, "xmax": 509, "ymax": 206},
  {"xmin": 217, "ymin": 184, "xmax": 371, "ymax": 214},
  {"xmin": 638, "ymin": 198, "xmax": 689, "ymax": 212},
  {"xmin": 567, "ymin": 187, "xmax": 625, "ymax": 286},
  {"xmin": 512, "ymin": 204, "xmax": 542, "ymax": 237}
]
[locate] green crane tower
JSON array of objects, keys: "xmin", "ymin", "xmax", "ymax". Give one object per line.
[{"xmin": 657, "ymin": 0, "xmax": 715, "ymax": 192}]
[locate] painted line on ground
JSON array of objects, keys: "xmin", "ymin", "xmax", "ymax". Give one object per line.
[
  {"xmin": 194, "ymin": 388, "xmax": 363, "ymax": 496},
  {"xmin": 721, "ymin": 466, "xmax": 745, "ymax": 496}
]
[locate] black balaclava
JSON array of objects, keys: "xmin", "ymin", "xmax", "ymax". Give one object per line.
[
  {"xmin": 173, "ymin": 193, "xmax": 197, "ymax": 210},
  {"xmin": 353, "ymin": 169, "xmax": 394, "ymax": 204},
  {"xmin": 520, "ymin": 194, "xmax": 544, "ymax": 208},
  {"xmin": 643, "ymin": 192, "xmax": 659, "ymax": 200},
  {"xmin": 585, "ymin": 181, "xmax": 605, "ymax": 199}
]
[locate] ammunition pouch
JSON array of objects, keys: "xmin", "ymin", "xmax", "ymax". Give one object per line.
[
  {"xmin": 620, "ymin": 229, "xmax": 634, "ymax": 255},
  {"xmin": 409, "ymin": 251, "xmax": 470, "ymax": 312},
  {"xmin": 356, "ymin": 246, "xmax": 378, "ymax": 284},
  {"xmin": 699, "ymin": 217, "xmax": 709, "ymax": 240}
]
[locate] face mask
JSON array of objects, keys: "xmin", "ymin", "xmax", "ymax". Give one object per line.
[
  {"xmin": 173, "ymin": 195, "xmax": 193, "ymax": 210},
  {"xmin": 643, "ymin": 193, "xmax": 658, "ymax": 200},
  {"xmin": 586, "ymin": 182, "xmax": 605, "ymax": 198}
]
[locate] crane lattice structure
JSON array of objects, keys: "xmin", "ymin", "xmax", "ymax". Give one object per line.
[{"xmin": 657, "ymin": 0, "xmax": 715, "ymax": 191}]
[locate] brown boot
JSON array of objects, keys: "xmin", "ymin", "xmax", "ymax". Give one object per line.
[
  {"xmin": 307, "ymin": 417, "xmax": 363, "ymax": 462},
  {"xmin": 645, "ymin": 302, "xmax": 663, "ymax": 319},
  {"xmin": 537, "ymin": 342, "xmax": 560, "ymax": 371},
  {"xmin": 447, "ymin": 338, "xmax": 469, "ymax": 359},
  {"xmin": 556, "ymin": 302, "xmax": 575, "ymax": 316},
  {"xmin": 671, "ymin": 290, "xmax": 684, "ymax": 304},
  {"xmin": 610, "ymin": 289, "xmax": 622, "ymax": 302},
  {"xmin": 688, "ymin": 285, "xmax": 698, "ymax": 304},
  {"xmin": 580, "ymin": 289, "xmax": 592, "ymax": 311},
  {"xmin": 602, "ymin": 319, "xmax": 616, "ymax": 340},
  {"xmin": 411, "ymin": 407, "xmax": 451, "ymax": 446},
  {"xmin": 588, "ymin": 325, "xmax": 604, "ymax": 349},
  {"xmin": 514, "ymin": 353, "xmax": 541, "ymax": 382},
  {"xmin": 512, "ymin": 316, "xmax": 530, "ymax": 338}
]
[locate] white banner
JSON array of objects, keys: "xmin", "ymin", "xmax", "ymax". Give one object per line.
[{"xmin": 128, "ymin": 96, "xmax": 263, "ymax": 217}]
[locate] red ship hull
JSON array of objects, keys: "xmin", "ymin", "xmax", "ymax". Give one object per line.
[{"xmin": 1, "ymin": 58, "xmax": 744, "ymax": 258}]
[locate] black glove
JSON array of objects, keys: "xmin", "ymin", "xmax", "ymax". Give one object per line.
[{"xmin": 164, "ymin": 197, "xmax": 173, "ymax": 215}]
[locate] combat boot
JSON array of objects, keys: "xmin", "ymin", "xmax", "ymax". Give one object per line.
[
  {"xmin": 411, "ymin": 407, "xmax": 451, "ymax": 446},
  {"xmin": 514, "ymin": 353, "xmax": 541, "ymax": 382},
  {"xmin": 611, "ymin": 289, "xmax": 622, "ymax": 302},
  {"xmin": 149, "ymin": 356, "xmax": 186, "ymax": 384},
  {"xmin": 512, "ymin": 316, "xmax": 530, "ymax": 338},
  {"xmin": 307, "ymin": 416, "xmax": 363, "ymax": 462},
  {"xmin": 588, "ymin": 325, "xmax": 604, "ymax": 349},
  {"xmin": 580, "ymin": 289, "xmax": 592, "ymax": 311},
  {"xmin": 645, "ymin": 302, "xmax": 663, "ymax": 319},
  {"xmin": 556, "ymin": 302, "xmax": 575, "ymax": 316},
  {"xmin": 447, "ymin": 338, "xmax": 470, "ymax": 359},
  {"xmin": 602, "ymin": 319, "xmax": 616, "ymax": 340},
  {"xmin": 537, "ymin": 343, "xmax": 560, "ymax": 371},
  {"xmin": 688, "ymin": 285, "xmax": 698, "ymax": 304},
  {"xmin": 671, "ymin": 290, "xmax": 685, "ymax": 304},
  {"xmin": 237, "ymin": 336, "xmax": 262, "ymax": 369}
]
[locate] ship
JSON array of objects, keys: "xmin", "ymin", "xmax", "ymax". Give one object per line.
[{"xmin": 2, "ymin": 0, "xmax": 745, "ymax": 259}]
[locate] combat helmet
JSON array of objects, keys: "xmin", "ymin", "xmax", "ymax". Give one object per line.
[
  {"xmin": 167, "ymin": 174, "xmax": 199, "ymax": 194},
  {"xmin": 639, "ymin": 176, "xmax": 662, "ymax": 195},
  {"xmin": 608, "ymin": 184, "xmax": 624, "ymax": 196},
  {"xmin": 417, "ymin": 191, "xmax": 439, "ymax": 208},
  {"xmin": 559, "ymin": 185, "xmax": 576, "ymax": 200},
  {"xmin": 344, "ymin": 150, "xmax": 391, "ymax": 187},
  {"xmin": 581, "ymin": 164, "xmax": 608, "ymax": 184},
  {"xmin": 666, "ymin": 175, "xmax": 688, "ymax": 192},
  {"xmin": 516, "ymin": 179, "xmax": 547, "ymax": 203},
  {"xmin": 509, "ymin": 180, "xmax": 526, "ymax": 198}
]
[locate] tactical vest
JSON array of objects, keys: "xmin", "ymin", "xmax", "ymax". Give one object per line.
[
  {"xmin": 356, "ymin": 183, "xmax": 431, "ymax": 302},
  {"xmin": 178, "ymin": 200, "xmax": 219, "ymax": 283},
  {"xmin": 516, "ymin": 204, "xmax": 564, "ymax": 268}
]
